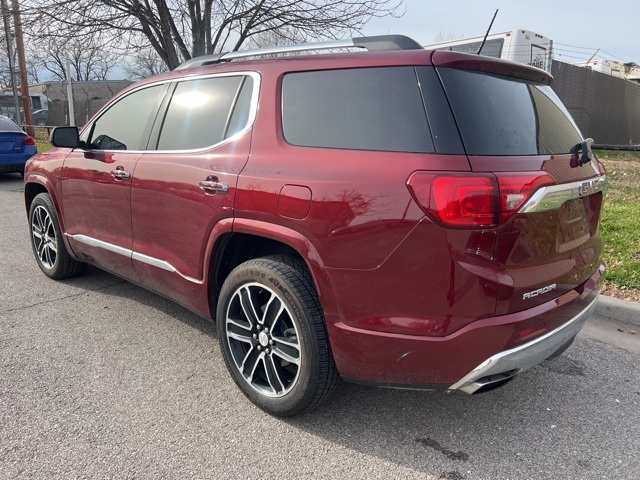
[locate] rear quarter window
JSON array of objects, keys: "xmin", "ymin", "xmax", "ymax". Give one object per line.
[
  {"xmin": 282, "ymin": 67, "xmax": 434, "ymax": 153},
  {"xmin": 439, "ymin": 68, "xmax": 583, "ymax": 155}
]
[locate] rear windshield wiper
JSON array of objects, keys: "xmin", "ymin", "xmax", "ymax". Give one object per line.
[{"xmin": 571, "ymin": 138, "xmax": 594, "ymax": 166}]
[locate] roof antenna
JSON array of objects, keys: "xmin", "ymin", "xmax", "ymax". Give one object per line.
[{"xmin": 477, "ymin": 9, "xmax": 499, "ymax": 55}]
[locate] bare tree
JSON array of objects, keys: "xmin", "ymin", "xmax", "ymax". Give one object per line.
[
  {"xmin": 0, "ymin": 34, "xmax": 39, "ymax": 87},
  {"xmin": 0, "ymin": 35, "xmax": 12, "ymax": 88},
  {"xmin": 122, "ymin": 48, "xmax": 170, "ymax": 80},
  {"xmin": 25, "ymin": 58, "xmax": 40, "ymax": 83},
  {"xmin": 23, "ymin": 0, "xmax": 404, "ymax": 70},
  {"xmin": 433, "ymin": 32, "xmax": 464, "ymax": 43},
  {"xmin": 27, "ymin": 36, "xmax": 121, "ymax": 81},
  {"xmin": 245, "ymin": 25, "xmax": 309, "ymax": 49}
]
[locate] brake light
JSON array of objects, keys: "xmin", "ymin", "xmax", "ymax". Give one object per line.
[
  {"xmin": 23, "ymin": 135, "xmax": 35, "ymax": 146},
  {"xmin": 497, "ymin": 173, "xmax": 555, "ymax": 223},
  {"xmin": 407, "ymin": 172, "xmax": 555, "ymax": 228}
]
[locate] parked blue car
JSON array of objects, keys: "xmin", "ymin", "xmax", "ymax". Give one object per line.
[{"xmin": 0, "ymin": 115, "xmax": 37, "ymax": 176}]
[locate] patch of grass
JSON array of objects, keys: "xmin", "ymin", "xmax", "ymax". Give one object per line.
[
  {"xmin": 33, "ymin": 127, "xmax": 53, "ymax": 153},
  {"xmin": 596, "ymin": 150, "xmax": 640, "ymax": 293}
]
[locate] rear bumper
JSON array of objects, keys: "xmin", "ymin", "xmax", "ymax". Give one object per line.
[
  {"xmin": 327, "ymin": 266, "xmax": 603, "ymax": 387},
  {"xmin": 449, "ymin": 294, "xmax": 597, "ymax": 393},
  {"xmin": 0, "ymin": 162, "xmax": 26, "ymax": 172}
]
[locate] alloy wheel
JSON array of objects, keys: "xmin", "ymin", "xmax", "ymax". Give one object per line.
[
  {"xmin": 225, "ymin": 282, "xmax": 301, "ymax": 398},
  {"xmin": 31, "ymin": 205, "xmax": 57, "ymax": 269}
]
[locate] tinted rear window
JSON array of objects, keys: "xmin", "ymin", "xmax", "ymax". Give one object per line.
[
  {"xmin": 439, "ymin": 68, "xmax": 583, "ymax": 155},
  {"xmin": 0, "ymin": 116, "xmax": 21, "ymax": 132},
  {"xmin": 282, "ymin": 67, "xmax": 434, "ymax": 153}
]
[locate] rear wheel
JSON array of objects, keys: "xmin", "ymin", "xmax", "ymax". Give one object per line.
[
  {"xmin": 217, "ymin": 255, "xmax": 339, "ymax": 416},
  {"xmin": 29, "ymin": 193, "xmax": 87, "ymax": 279}
]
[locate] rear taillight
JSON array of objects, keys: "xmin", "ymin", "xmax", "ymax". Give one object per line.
[
  {"xmin": 407, "ymin": 172, "xmax": 555, "ymax": 228},
  {"xmin": 496, "ymin": 173, "xmax": 555, "ymax": 223},
  {"xmin": 23, "ymin": 135, "xmax": 35, "ymax": 146}
]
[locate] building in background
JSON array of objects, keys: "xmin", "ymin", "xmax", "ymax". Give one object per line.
[
  {"xmin": 27, "ymin": 80, "xmax": 134, "ymax": 126},
  {"xmin": 1, "ymin": 80, "xmax": 133, "ymax": 126}
]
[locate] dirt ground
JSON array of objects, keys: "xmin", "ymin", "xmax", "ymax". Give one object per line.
[{"xmin": 601, "ymin": 284, "xmax": 640, "ymax": 303}]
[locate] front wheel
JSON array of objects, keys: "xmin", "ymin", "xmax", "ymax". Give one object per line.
[
  {"xmin": 29, "ymin": 193, "xmax": 87, "ymax": 279},
  {"xmin": 217, "ymin": 256, "xmax": 339, "ymax": 416}
]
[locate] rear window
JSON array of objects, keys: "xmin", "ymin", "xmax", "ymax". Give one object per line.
[
  {"xmin": 0, "ymin": 116, "xmax": 21, "ymax": 132},
  {"xmin": 439, "ymin": 68, "xmax": 583, "ymax": 155},
  {"xmin": 282, "ymin": 67, "xmax": 434, "ymax": 153}
]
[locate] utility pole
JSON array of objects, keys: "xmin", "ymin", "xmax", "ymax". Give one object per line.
[
  {"xmin": 11, "ymin": 0, "xmax": 33, "ymax": 136},
  {"xmin": 0, "ymin": 0, "xmax": 20, "ymax": 125},
  {"xmin": 585, "ymin": 48, "xmax": 600, "ymax": 66},
  {"xmin": 65, "ymin": 56, "xmax": 75, "ymax": 126}
]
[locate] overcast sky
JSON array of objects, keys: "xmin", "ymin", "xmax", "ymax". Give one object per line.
[{"xmin": 363, "ymin": 0, "xmax": 638, "ymax": 64}]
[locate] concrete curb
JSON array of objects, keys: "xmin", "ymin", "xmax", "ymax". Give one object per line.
[{"xmin": 594, "ymin": 295, "xmax": 640, "ymax": 329}]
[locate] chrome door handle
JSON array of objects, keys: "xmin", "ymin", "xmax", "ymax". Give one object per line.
[
  {"xmin": 111, "ymin": 168, "xmax": 131, "ymax": 180},
  {"xmin": 199, "ymin": 178, "xmax": 229, "ymax": 194}
]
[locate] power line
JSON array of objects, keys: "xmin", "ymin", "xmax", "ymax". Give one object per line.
[
  {"xmin": 555, "ymin": 42, "xmax": 597, "ymax": 51},
  {"xmin": 598, "ymin": 49, "xmax": 627, "ymax": 62}
]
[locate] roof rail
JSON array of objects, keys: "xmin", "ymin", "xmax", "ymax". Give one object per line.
[{"xmin": 174, "ymin": 34, "xmax": 423, "ymax": 71}]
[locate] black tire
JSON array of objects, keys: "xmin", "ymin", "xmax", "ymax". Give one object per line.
[
  {"xmin": 217, "ymin": 255, "xmax": 340, "ymax": 416},
  {"xmin": 29, "ymin": 192, "xmax": 87, "ymax": 279}
]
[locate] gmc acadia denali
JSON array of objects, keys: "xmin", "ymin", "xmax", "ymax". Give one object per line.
[{"xmin": 24, "ymin": 35, "xmax": 607, "ymax": 416}]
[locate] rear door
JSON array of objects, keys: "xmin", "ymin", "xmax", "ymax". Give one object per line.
[
  {"xmin": 436, "ymin": 58, "xmax": 606, "ymax": 315},
  {"xmin": 130, "ymin": 73, "xmax": 258, "ymax": 314},
  {"xmin": 530, "ymin": 44, "xmax": 548, "ymax": 70}
]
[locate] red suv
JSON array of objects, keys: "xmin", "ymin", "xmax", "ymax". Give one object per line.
[{"xmin": 24, "ymin": 35, "xmax": 607, "ymax": 416}]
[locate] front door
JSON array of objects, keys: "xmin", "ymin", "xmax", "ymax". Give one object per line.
[
  {"xmin": 61, "ymin": 83, "xmax": 168, "ymax": 280},
  {"xmin": 61, "ymin": 151, "xmax": 139, "ymax": 279}
]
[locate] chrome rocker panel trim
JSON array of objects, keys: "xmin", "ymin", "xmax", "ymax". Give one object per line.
[{"xmin": 67, "ymin": 234, "xmax": 201, "ymax": 284}]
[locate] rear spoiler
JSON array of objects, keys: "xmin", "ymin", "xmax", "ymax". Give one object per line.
[{"xmin": 429, "ymin": 50, "xmax": 552, "ymax": 85}]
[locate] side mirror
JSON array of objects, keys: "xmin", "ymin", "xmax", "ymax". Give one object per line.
[{"xmin": 50, "ymin": 127, "xmax": 80, "ymax": 148}]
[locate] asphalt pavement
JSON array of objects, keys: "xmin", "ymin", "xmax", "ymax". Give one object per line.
[{"xmin": 1, "ymin": 172, "xmax": 639, "ymax": 480}]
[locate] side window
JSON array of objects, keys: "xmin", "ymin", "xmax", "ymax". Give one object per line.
[
  {"xmin": 225, "ymin": 77, "xmax": 254, "ymax": 139},
  {"xmin": 86, "ymin": 85, "xmax": 164, "ymax": 151},
  {"xmin": 31, "ymin": 96, "xmax": 42, "ymax": 110},
  {"xmin": 156, "ymin": 75, "xmax": 246, "ymax": 151},
  {"xmin": 282, "ymin": 67, "xmax": 434, "ymax": 153},
  {"xmin": 444, "ymin": 39, "xmax": 503, "ymax": 58}
]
